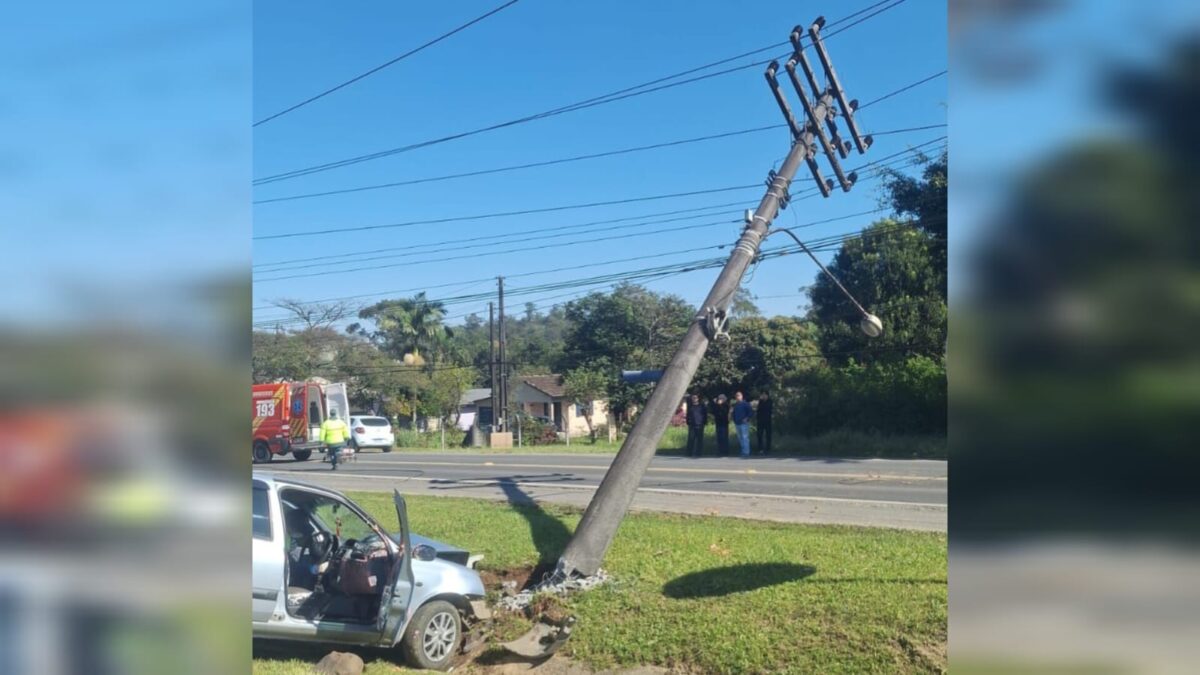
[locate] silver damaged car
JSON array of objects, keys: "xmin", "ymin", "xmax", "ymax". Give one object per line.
[{"xmin": 252, "ymin": 474, "xmax": 491, "ymax": 671}]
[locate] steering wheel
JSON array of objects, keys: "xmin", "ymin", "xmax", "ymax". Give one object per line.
[{"xmin": 311, "ymin": 530, "xmax": 339, "ymax": 567}]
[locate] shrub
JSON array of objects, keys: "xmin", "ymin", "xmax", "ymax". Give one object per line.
[
  {"xmin": 783, "ymin": 356, "xmax": 947, "ymax": 436},
  {"xmin": 393, "ymin": 428, "xmax": 442, "ymax": 448},
  {"xmin": 517, "ymin": 416, "xmax": 558, "ymax": 445}
]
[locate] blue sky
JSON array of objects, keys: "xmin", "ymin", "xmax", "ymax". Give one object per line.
[
  {"xmin": 948, "ymin": 0, "xmax": 1200, "ymax": 298},
  {"xmin": 2, "ymin": 1, "xmax": 248, "ymax": 327},
  {"xmin": 251, "ymin": 0, "xmax": 948, "ymax": 329}
]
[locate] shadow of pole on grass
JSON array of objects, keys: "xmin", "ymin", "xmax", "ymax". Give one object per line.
[
  {"xmin": 494, "ymin": 478, "xmax": 573, "ymax": 568},
  {"xmin": 662, "ymin": 563, "xmax": 816, "ymax": 599}
]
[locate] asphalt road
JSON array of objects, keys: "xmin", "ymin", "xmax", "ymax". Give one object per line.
[{"xmin": 260, "ymin": 451, "xmax": 946, "ymax": 532}]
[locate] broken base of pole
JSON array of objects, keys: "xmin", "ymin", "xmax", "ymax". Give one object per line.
[
  {"xmin": 499, "ymin": 616, "xmax": 576, "ymax": 660},
  {"xmin": 495, "ymin": 568, "xmax": 609, "ymax": 660}
]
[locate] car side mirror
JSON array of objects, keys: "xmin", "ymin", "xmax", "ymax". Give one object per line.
[{"xmin": 412, "ymin": 544, "xmax": 437, "ymax": 562}]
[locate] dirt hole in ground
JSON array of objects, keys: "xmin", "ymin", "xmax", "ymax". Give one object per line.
[{"xmin": 478, "ymin": 561, "xmax": 558, "ymax": 593}]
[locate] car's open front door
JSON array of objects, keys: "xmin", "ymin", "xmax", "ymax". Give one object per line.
[{"xmin": 377, "ymin": 490, "xmax": 416, "ymax": 644}]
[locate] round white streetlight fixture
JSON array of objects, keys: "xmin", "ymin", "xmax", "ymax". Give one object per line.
[{"xmin": 860, "ymin": 313, "xmax": 884, "ymax": 337}]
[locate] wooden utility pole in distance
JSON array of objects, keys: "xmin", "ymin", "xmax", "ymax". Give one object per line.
[
  {"xmin": 489, "ymin": 301, "xmax": 497, "ymax": 431},
  {"xmin": 552, "ymin": 16, "xmax": 873, "ymax": 580},
  {"xmin": 497, "ymin": 276, "xmax": 507, "ymax": 432}
]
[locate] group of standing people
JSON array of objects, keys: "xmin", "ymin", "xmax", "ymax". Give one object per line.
[{"xmin": 683, "ymin": 391, "xmax": 772, "ymax": 458}]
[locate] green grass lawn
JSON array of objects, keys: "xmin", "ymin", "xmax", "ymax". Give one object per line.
[
  {"xmin": 253, "ymin": 493, "xmax": 946, "ymax": 674},
  {"xmin": 390, "ymin": 427, "xmax": 947, "ymax": 459}
]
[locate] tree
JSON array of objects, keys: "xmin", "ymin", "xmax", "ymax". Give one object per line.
[
  {"xmin": 253, "ymin": 301, "xmax": 358, "ymax": 383},
  {"xmin": 730, "ymin": 286, "xmax": 762, "ymax": 320},
  {"xmin": 564, "ymin": 367, "xmax": 608, "ymax": 443},
  {"xmin": 808, "ymin": 220, "xmax": 947, "ymax": 365},
  {"xmin": 734, "ymin": 316, "xmax": 822, "ymax": 390},
  {"xmin": 350, "ymin": 293, "xmax": 455, "ymax": 426},
  {"xmin": 332, "ymin": 337, "xmax": 421, "ymax": 414},
  {"xmin": 882, "ymin": 150, "xmax": 947, "ymax": 298},
  {"xmin": 420, "ymin": 367, "xmax": 476, "ymax": 449},
  {"xmin": 558, "ymin": 284, "xmax": 694, "ymax": 417},
  {"xmin": 252, "ymin": 331, "xmax": 312, "ymax": 383},
  {"xmin": 268, "ymin": 299, "xmax": 352, "ymax": 331},
  {"xmin": 952, "ymin": 36, "xmax": 1200, "ymax": 528},
  {"xmin": 351, "ymin": 293, "xmax": 453, "ymax": 365},
  {"xmin": 692, "ymin": 315, "xmax": 821, "ymax": 402}
]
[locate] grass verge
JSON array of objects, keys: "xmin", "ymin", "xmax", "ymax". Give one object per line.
[
  {"xmin": 391, "ymin": 427, "xmax": 946, "ymax": 459},
  {"xmin": 253, "ymin": 493, "xmax": 946, "ymax": 674}
]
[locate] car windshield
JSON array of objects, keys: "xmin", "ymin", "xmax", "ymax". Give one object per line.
[
  {"xmin": 311, "ymin": 500, "xmax": 377, "ymax": 541},
  {"xmin": 281, "ymin": 489, "xmax": 380, "ymax": 543},
  {"xmin": 360, "ymin": 418, "xmax": 390, "ymax": 427}
]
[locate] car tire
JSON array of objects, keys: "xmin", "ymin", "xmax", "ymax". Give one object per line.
[
  {"xmin": 253, "ymin": 441, "xmax": 272, "ymax": 464},
  {"xmin": 383, "ymin": 444, "xmax": 393, "ymax": 453},
  {"xmin": 350, "ymin": 438, "xmax": 359, "ymax": 451},
  {"xmin": 400, "ymin": 600, "xmax": 461, "ymax": 671},
  {"xmin": 292, "ymin": 449, "xmax": 312, "ymax": 461}
]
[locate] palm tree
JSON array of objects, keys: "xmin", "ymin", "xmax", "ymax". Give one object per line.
[
  {"xmin": 352, "ymin": 293, "xmax": 451, "ymax": 364},
  {"xmin": 349, "ymin": 294, "xmax": 453, "ymax": 428}
]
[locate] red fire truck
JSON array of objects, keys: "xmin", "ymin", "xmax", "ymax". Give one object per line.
[{"xmin": 252, "ymin": 381, "xmax": 349, "ymax": 463}]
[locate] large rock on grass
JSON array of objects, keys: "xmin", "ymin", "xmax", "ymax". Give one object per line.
[{"xmin": 314, "ymin": 651, "xmax": 364, "ymax": 675}]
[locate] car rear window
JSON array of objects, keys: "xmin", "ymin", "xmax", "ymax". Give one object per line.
[
  {"xmin": 361, "ymin": 417, "xmax": 390, "ymax": 427},
  {"xmin": 252, "ymin": 485, "xmax": 271, "ymax": 540}
]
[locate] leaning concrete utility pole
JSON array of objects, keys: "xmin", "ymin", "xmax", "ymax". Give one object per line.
[{"xmin": 553, "ymin": 16, "xmax": 873, "ymax": 579}]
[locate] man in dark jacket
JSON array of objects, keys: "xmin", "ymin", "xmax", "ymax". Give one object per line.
[
  {"xmin": 731, "ymin": 391, "xmax": 753, "ymax": 458},
  {"xmin": 756, "ymin": 392, "xmax": 774, "ymax": 454},
  {"xmin": 709, "ymin": 394, "xmax": 730, "ymax": 456},
  {"xmin": 685, "ymin": 393, "xmax": 708, "ymax": 458}
]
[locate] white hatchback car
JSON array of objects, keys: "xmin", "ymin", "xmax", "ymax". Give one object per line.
[{"xmin": 349, "ymin": 415, "xmax": 395, "ymax": 452}]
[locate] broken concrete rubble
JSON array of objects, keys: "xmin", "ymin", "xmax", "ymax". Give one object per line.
[{"xmin": 495, "ymin": 569, "xmax": 611, "ymax": 612}]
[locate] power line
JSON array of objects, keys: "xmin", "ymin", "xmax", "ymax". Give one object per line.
[
  {"xmin": 867, "ymin": 122, "xmax": 946, "ymax": 136},
  {"xmin": 252, "ymin": 59, "xmax": 780, "ymax": 186},
  {"xmin": 253, "ymin": 196, "xmax": 912, "ymax": 285},
  {"xmin": 251, "ymin": 0, "xmax": 910, "ymax": 186},
  {"xmin": 252, "ymin": 161, "xmax": 945, "ymax": 327},
  {"xmin": 254, "ymin": 199, "xmax": 748, "ymax": 272},
  {"xmin": 529, "ymin": 0, "xmax": 897, "ymax": 121},
  {"xmin": 253, "ymin": 115, "xmax": 945, "ymax": 206},
  {"xmin": 252, "ymin": 184, "xmax": 758, "ymax": 241},
  {"xmin": 253, "ymin": 0, "xmax": 522, "ymax": 127},
  {"xmin": 256, "ymin": 205, "xmax": 885, "ymax": 278},
  {"xmin": 857, "ymin": 69, "xmax": 946, "ymax": 110},
  {"xmin": 254, "ymin": 216, "xmax": 936, "ymax": 328},
  {"xmin": 253, "ymin": 240, "xmax": 730, "ymax": 313},
  {"xmin": 256, "ymin": 257, "xmax": 725, "ymax": 330},
  {"xmin": 254, "ymin": 252, "xmax": 712, "ymax": 329},
  {"xmin": 254, "ymin": 135, "xmax": 942, "ymax": 246},
  {"xmin": 268, "ymin": 222, "xmax": 941, "ymax": 339},
  {"xmin": 252, "ymin": 147, "xmax": 942, "ymax": 310},
  {"xmin": 821, "ymin": 0, "xmax": 910, "ymax": 42},
  {"xmin": 254, "ymin": 217, "xmax": 743, "ymax": 283},
  {"xmin": 255, "ymin": 211, "xmax": 742, "ymax": 275},
  {"xmin": 788, "ymin": 136, "xmax": 946, "ymax": 199},
  {"xmin": 252, "ymin": 125, "xmax": 784, "ymax": 205}
]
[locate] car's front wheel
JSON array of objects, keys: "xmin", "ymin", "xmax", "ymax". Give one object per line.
[
  {"xmin": 291, "ymin": 449, "xmax": 312, "ymax": 461},
  {"xmin": 400, "ymin": 600, "xmax": 461, "ymax": 671}
]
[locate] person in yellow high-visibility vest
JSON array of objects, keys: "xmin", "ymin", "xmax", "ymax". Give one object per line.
[{"xmin": 320, "ymin": 410, "xmax": 351, "ymax": 471}]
